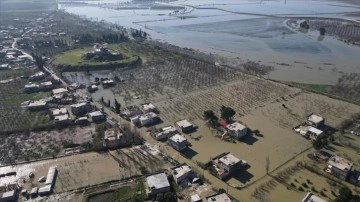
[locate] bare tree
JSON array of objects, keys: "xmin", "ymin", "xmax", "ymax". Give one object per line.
[{"xmin": 266, "ymin": 155, "xmax": 270, "ymax": 174}]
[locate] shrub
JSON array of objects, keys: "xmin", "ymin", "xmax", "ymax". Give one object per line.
[
  {"xmin": 298, "ymin": 187, "xmax": 305, "ymax": 192},
  {"xmin": 302, "ymin": 183, "xmax": 309, "ymax": 188}
]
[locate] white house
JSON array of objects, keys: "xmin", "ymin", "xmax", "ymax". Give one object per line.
[
  {"xmin": 88, "ymin": 111, "xmax": 105, "ymax": 122},
  {"xmin": 175, "ymin": 119, "xmax": 194, "ymax": 133},
  {"xmin": 171, "ymin": 164, "xmax": 194, "ymax": 185},
  {"xmin": 302, "ymin": 192, "xmax": 327, "ymax": 202},
  {"xmin": 168, "ymin": 134, "xmax": 188, "ymax": 151},
  {"xmin": 206, "ymin": 193, "xmax": 232, "ymax": 202},
  {"xmin": 226, "ymin": 122, "xmax": 247, "ymax": 139},
  {"xmin": 306, "ymin": 114, "xmax": 325, "ymax": 128},
  {"xmin": 145, "ymin": 172, "xmax": 170, "ymax": 196}
]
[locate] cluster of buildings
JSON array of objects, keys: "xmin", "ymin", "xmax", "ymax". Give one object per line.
[
  {"xmin": 149, "ymin": 120, "xmax": 195, "ymax": 152},
  {"xmin": 122, "ymin": 103, "xmax": 160, "ymax": 127},
  {"xmin": 145, "ymin": 168, "xmax": 233, "ymax": 201},
  {"xmin": 294, "ymin": 114, "xmax": 326, "ymax": 140}
]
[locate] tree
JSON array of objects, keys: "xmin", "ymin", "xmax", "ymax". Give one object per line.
[
  {"xmin": 335, "ymin": 186, "xmax": 353, "ymax": 202},
  {"xmin": 107, "ymin": 100, "xmax": 111, "ymax": 107},
  {"xmin": 114, "ymin": 99, "xmax": 121, "ymax": 114},
  {"xmin": 203, "ymin": 110, "xmax": 218, "ymax": 126},
  {"xmin": 312, "ymin": 135, "xmax": 328, "ymax": 150},
  {"xmin": 319, "ymin": 27, "xmax": 326, "ymax": 36},
  {"xmin": 265, "ymin": 155, "xmax": 270, "ymax": 174},
  {"xmin": 100, "ymin": 96, "xmax": 104, "ymax": 103},
  {"xmin": 220, "ymin": 105, "xmax": 236, "ymax": 122}
]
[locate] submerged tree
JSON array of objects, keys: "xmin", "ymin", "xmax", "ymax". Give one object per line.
[{"xmin": 220, "ymin": 105, "xmax": 236, "ymax": 122}]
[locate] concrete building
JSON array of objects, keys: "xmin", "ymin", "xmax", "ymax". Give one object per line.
[
  {"xmin": 307, "ymin": 127, "xmax": 324, "ymax": 140},
  {"xmin": 226, "ymin": 122, "xmax": 248, "ymax": 139},
  {"xmin": 104, "ymin": 129, "xmax": 128, "ymax": 149},
  {"xmin": 71, "ymin": 102, "xmax": 91, "ymax": 116},
  {"xmin": 39, "ymin": 81, "xmax": 53, "ymax": 91},
  {"xmin": 29, "ymin": 71, "xmax": 46, "ymax": 81},
  {"xmin": 302, "ymin": 192, "xmax": 327, "ymax": 202},
  {"xmin": 52, "ymin": 87, "xmax": 68, "ymax": 96},
  {"xmin": 191, "ymin": 194, "xmax": 202, "ymax": 202},
  {"xmin": 51, "ymin": 108, "xmax": 67, "ymax": 117},
  {"xmin": 206, "ymin": 193, "xmax": 232, "ymax": 202},
  {"xmin": 306, "ymin": 114, "xmax": 325, "ymax": 128},
  {"xmin": 327, "ymin": 155, "xmax": 353, "ymax": 180},
  {"xmin": 175, "ymin": 119, "xmax": 194, "ymax": 133},
  {"xmin": 168, "ymin": 134, "xmax": 188, "ymax": 151},
  {"xmin": 301, "ymin": 192, "xmax": 327, "ymax": 202},
  {"xmin": 171, "ymin": 164, "xmax": 194, "ymax": 185},
  {"xmin": 120, "ymin": 105, "xmax": 143, "ymax": 120},
  {"xmin": 151, "ymin": 126, "xmax": 178, "ymax": 141},
  {"xmin": 24, "ymin": 83, "xmax": 39, "ymax": 93},
  {"xmin": 27, "ymin": 100, "xmax": 47, "ymax": 111},
  {"xmin": 88, "ymin": 111, "xmax": 105, "ymax": 122},
  {"xmin": 131, "ymin": 112, "xmax": 160, "ymax": 127},
  {"xmin": 102, "ymin": 79, "xmax": 115, "ymax": 88},
  {"xmin": 212, "ymin": 152, "xmax": 247, "ymax": 179},
  {"xmin": 0, "ymin": 190, "xmax": 16, "ymax": 202},
  {"xmin": 87, "ymin": 85, "xmax": 98, "ymax": 92},
  {"xmin": 145, "ymin": 172, "xmax": 170, "ymax": 196},
  {"xmin": 141, "ymin": 103, "xmax": 158, "ymax": 113},
  {"xmin": 54, "ymin": 114, "xmax": 72, "ymax": 126},
  {"xmin": 38, "ymin": 166, "xmax": 57, "ymax": 196}
]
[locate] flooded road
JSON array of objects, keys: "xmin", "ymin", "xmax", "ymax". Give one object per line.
[{"xmin": 59, "ymin": 0, "xmax": 360, "ymax": 84}]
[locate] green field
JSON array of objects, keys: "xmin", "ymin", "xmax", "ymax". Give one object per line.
[{"xmin": 53, "ymin": 47, "xmax": 140, "ymax": 66}]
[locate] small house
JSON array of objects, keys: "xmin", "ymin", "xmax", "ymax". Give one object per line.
[
  {"xmin": 307, "ymin": 127, "xmax": 324, "ymax": 140},
  {"xmin": 52, "ymin": 87, "xmax": 68, "ymax": 96},
  {"xmin": 0, "ymin": 190, "xmax": 16, "ymax": 202},
  {"xmin": 51, "ymin": 108, "xmax": 67, "ymax": 117},
  {"xmin": 71, "ymin": 102, "xmax": 91, "ymax": 116},
  {"xmin": 102, "ymin": 79, "xmax": 115, "ymax": 88},
  {"xmin": 212, "ymin": 152, "xmax": 247, "ymax": 179},
  {"xmin": 141, "ymin": 103, "xmax": 158, "ymax": 113},
  {"xmin": 29, "ymin": 72, "xmax": 46, "ymax": 81},
  {"xmin": 24, "ymin": 83, "xmax": 39, "ymax": 93},
  {"xmin": 168, "ymin": 134, "xmax": 188, "ymax": 151},
  {"xmin": 175, "ymin": 119, "xmax": 194, "ymax": 133},
  {"xmin": 302, "ymin": 192, "xmax": 327, "ymax": 202},
  {"xmin": 327, "ymin": 155, "xmax": 353, "ymax": 180},
  {"xmin": 131, "ymin": 112, "xmax": 160, "ymax": 127},
  {"xmin": 88, "ymin": 111, "xmax": 105, "ymax": 122},
  {"xmin": 145, "ymin": 172, "xmax": 170, "ymax": 196},
  {"xmin": 39, "ymin": 81, "xmax": 53, "ymax": 91},
  {"xmin": 54, "ymin": 114, "xmax": 72, "ymax": 126},
  {"xmin": 171, "ymin": 163, "xmax": 194, "ymax": 185},
  {"xmin": 27, "ymin": 100, "xmax": 47, "ymax": 111},
  {"xmin": 226, "ymin": 122, "xmax": 247, "ymax": 139},
  {"xmin": 206, "ymin": 193, "xmax": 232, "ymax": 202},
  {"xmin": 104, "ymin": 129, "xmax": 128, "ymax": 149},
  {"xmin": 306, "ymin": 114, "xmax": 325, "ymax": 128},
  {"xmin": 191, "ymin": 194, "xmax": 202, "ymax": 202}
]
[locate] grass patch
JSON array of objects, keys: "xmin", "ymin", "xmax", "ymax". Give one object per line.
[{"xmin": 0, "ymin": 91, "xmax": 51, "ymax": 106}]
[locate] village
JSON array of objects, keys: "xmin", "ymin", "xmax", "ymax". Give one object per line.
[{"xmin": 1, "ymin": 2, "xmax": 360, "ymax": 202}]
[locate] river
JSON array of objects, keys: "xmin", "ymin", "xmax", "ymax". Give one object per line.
[{"xmin": 58, "ymin": 0, "xmax": 360, "ymax": 84}]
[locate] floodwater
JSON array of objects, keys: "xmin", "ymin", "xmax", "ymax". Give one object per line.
[{"xmin": 59, "ymin": 0, "xmax": 360, "ymax": 84}]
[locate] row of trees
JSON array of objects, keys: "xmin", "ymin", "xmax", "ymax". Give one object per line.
[
  {"xmin": 203, "ymin": 105, "xmax": 236, "ymax": 126},
  {"xmin": 100, "ymin": 97, "xmax": 121, "ymax": 114}
]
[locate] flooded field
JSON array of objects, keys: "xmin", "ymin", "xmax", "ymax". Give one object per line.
[
  {"xmin": 59, "ymin": 0, "xmax": 360, "ymax": 84},
  {"xmin": 0, "ymin": 147, "xmax": 168, "ymax": 197}
]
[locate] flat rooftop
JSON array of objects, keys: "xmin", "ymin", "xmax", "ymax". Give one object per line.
[
  {"xmin": 171, "ymin": 164, "xmax": 192, "ymax": 180},
  {"xmin": 141, "ymin": 103, "xmax": 156, "ymax": 111},
  {"xmin": 308, "ymin": 127, "xmax": 323, "ymax": 136},
  {"xmin": 218, "ymin": 153, "xmax": 241, "ymax": 166},
  {"xmin": 169, "ymin": 134, "xmax": 186, "ymax": 143},
  {"xmin": 89, "ymin": 111, "xmax": 104, "ymax": 117},
  {"xmin": 176, "ymin": 119, "xmax": 193, "ymax": 128},
  {"xmin": 226, "ymin": 122, "xmax": 246, "ymax": 131},
  {"xmin": 308, "ymin": 114, "xmax": 324, "ymax": 124},
  {"xmin": 206, "ymin": 193, "xmax": 232, "ymax": 202},
  {"xmin": 146, "ymin": 172, "xmax": 170, "ymax": 190},
  {"xmin": 52, "ymin": 87, "xmax": 68, "ymax": 95},
  {"xmin": 302, "ymin": 192, "xmax": 327, "ymax": 202},
  {"xmin": 327, "ymin": 155, "xmax": 353, "ymax": 171}
]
